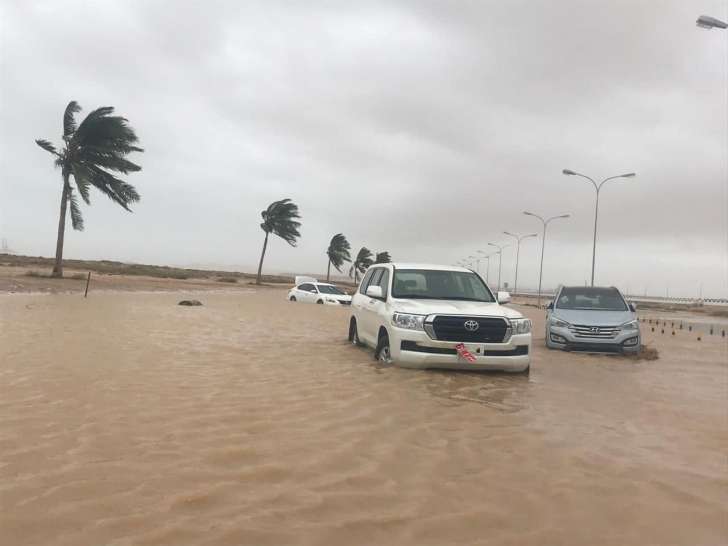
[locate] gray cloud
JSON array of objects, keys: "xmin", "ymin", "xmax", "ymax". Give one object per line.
[{"xmin": 1, "ymin": 0, "xmax": 725, "ymax": 297}]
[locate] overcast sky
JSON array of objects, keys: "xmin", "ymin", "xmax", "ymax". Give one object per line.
[{"xmin": 1, "ymin": 0, "xmax": 726, "ymax": 297}]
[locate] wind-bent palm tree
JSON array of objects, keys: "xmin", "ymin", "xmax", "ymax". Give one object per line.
[
  {"xmin": 349, "ymin": 247, "xmax": 373, "ymax": 283},
  {"xmin": 256, "ymin": 198, "xmax": 301, "ymax": 284},
  {"xmin": 35, "ymin": 101, "xmax": 143, "ymax": 277},
  {"xmin": 326, "ymin": 233, "xmax": 351, "ymax": 282},
  {"xmin": 374, "ymin": 251, "xmax": 391, "ymax": 264}
]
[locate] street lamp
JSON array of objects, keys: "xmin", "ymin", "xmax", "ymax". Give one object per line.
[
  {"xmin": 696, "ymin": 15, "xmax": 728, "ymax": 29},
  {"xmin": 487, "ymin": 242, "xmax": 508, "ymax": 291},
  {"xmin": 477, "ymin": 250, "xmax": 493, "ymax": 285},
  {"xmin": 562, "ymin": 169, "xmax": 636, "ymax": 286},
  {"xmin": 523, "ymin": 211, "xmax": 570, "ymax": 308},
  {"xmin": 468, "ymin": 255, "xmax": 479, "ymax": 274},
  {"xmin": 503, "ymin": 231, "xmax": 537, "ymax": 295}
]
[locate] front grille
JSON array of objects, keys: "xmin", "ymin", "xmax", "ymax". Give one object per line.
[
  {"xmin": 569, "ymin": 324, "xmax": 619, "ymax": 339},
  {"xmin": 430, "ymin": 316, "xmax": 508, "ymax": 343}
]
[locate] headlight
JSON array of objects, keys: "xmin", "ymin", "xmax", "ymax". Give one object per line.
[
  {"xmin": 621, "ymin": 320, "xmax": 639, "ymax": 331},
  {"xmin": 551, "ymin": 318, "xmax": 570, "ymax": 329},
  {"xmin": 511, "ymin": 318, "xmax": 532, "ymax": 334},
  {"xmin": 325, "ymin": 298, "xmax": 338, "ymax": 303},
  {"xmin": 392, "ymin": 312, "xmax": 426, "ymax": 330}
]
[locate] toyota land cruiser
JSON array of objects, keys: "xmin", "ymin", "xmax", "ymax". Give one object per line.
[{"xmin": 348, "ymin": 263, "xmax": 532, "ymax": 372}]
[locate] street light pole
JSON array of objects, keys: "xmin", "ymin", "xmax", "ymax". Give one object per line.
[
  {"xmin": 523, "ymin": 211, "xmax": 570, "ymax": 308},
  {"xmin": 487, "ymin": 242, "xmax": 508, "ymax": 291},
  {"xmin": 477, "ymin": 250, "xmax": 492, "ymax": 285},
  {"xmin": 562, "ymin": 169, "xmax": 636, "ymax": 285},
  {"xmin": 503, "ymin": 231, "xmax": 537, "ymax": 295}
]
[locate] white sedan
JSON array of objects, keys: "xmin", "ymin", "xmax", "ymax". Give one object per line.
[{"xmin": 288, "ymin": 282, "xmax": 352, "ymax": 306}]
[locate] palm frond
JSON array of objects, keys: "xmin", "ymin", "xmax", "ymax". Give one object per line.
[
  {"xmin": 71, "ymin": 164, "xmax": 92, "ymax": 204},
  {"xmin": 63, "ymin": 101, "xmax": 81, "ymax": 137},
  {"xmin": 68, "ymin": 188, "xmax": 84, "ymax": 231},
  {"xmin": 81, "ymin": 149, "xmax": 141, "ymax": 174},
  {"xmin": 74, "ymin": 107, "xmax": 143, "ymax": 156},
  {"xmin": 351, "ymin": 247, "xmax": 374, "ymax": 276},
  {"xmin": 327, "ymin": 233, "xmax": 351, "ymax": 271},
  {"xmin": 35, "ymin": 139, "xmax": 58, "ymax": 155},
  {"xmin": 260, "ymin": 198, "xmax": 301, "ymax": 246},
  {"xmin": 374, "ymin": 251, "xmax": 391, "ymax": 264},
  {"xmin": 83, "ymin": 164, "xmax": 140, "ymax": 210}
]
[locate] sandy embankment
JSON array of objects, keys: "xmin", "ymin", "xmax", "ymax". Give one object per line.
[{"xmin": 1, "ymin": 288, "xmax": 726, "ymax": 546}]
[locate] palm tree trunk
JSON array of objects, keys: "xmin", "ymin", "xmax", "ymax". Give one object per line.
[
  {"xmin": 256, "ymin": 231, "xmax": 269, "ymax": 284},
  {"xmin": 327, "ymin": 259, "xmax": 331, "ymax": 282},
  {"xmin": 52, "ymin": 175, "xmax": 70, "ymax": 278}
]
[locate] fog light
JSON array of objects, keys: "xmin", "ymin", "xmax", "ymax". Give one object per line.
[
  {"xmin": 550, "ymin": 333, "xmax": 566, "ymax": 344},
  {"xmin": 623, "ymin": 337, "xmax": 639, "ymax": 347}
]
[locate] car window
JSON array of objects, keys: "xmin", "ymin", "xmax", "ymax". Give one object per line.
[
  {"xmin": 358, "ymin": 269, "xmax": 375, "ymax": 295},
  {"xmin": 374, "ymin": 268, "xmax": 389, "ymax": 298},
  {"xmin": 369, "ymin": 268, "xmax": 383, "ymax": 289},
  {"xmin": 299, "ymin": 283, "xmax": 315, "ymax": 292},
  {"xmin": 316, "ymin": 284, "xmax": 345, "ymax": 295}
]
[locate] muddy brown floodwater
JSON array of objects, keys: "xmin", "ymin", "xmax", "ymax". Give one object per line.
[{"xmin": 1, "ymin": 290, "xmax": 726, "ymax": 546}]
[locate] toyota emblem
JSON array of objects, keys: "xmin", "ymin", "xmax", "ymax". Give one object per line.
[
  {"xmin": 464, "ymin": 320, "xmax": 480, "ymax": 332},
  {"xmin": 591, "ymin": 327, "xmax": 600, "ymax": 334}
]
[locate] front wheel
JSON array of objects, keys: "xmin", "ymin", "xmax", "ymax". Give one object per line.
[
  {"xmin": 316, "ymin": 299, "xmax": 324, "ymax": 305},
  {"xmin": 348, "ymin": 319, "xmax": 363, "ymax": 346},
  {"xmin": 375, "ymin": 332, "xmax": 392, "ymax": 364},
  {"xmin": 289, "ymin": 296, "xmax": 297, "ymax": 302}
]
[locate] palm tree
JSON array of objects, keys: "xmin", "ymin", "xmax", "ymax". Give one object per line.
[
  {"xmin": 349, "ymin": 247, "xmax": 373, "ymax": 284},
  {"xmin": 326, "ymin": 233, "xmax": 351, "ymax": 282},
  {"xmin": 374, "ymin": 251, "xmax": 391, "ymax": 264},
  {"xmin": 35, "ymin": 101, "xmax": 143, "ymax": 277},
  {"xmin": 256, "ymin": 198, "xmax": 301, "ymax": 284}
]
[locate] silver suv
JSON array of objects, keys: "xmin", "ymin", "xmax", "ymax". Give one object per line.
[{"xmin": 545, "ymin": 286, "xmax": 640, "ymax": 353}]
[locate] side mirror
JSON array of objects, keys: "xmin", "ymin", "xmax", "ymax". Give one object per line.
[
  {"xmin": 629, "ymin": 302, "xmax": 637, "ymax": 312},
  {"xmin": 546, "ymin": 301, "xmax": 554, "ymax": 310},
  {"xmin": 497, "ymin": 291, "xmax": 511, "ymax": 304},
  {"xmin": 366, "ymin": 285, "xmax": 383, "ymax": 299}
]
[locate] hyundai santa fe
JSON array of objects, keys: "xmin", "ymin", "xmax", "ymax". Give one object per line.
[
  {"xmin": 348, "ymin": 263, "xmax": 532, "ymax": 372},
  {"xmin": 545, "ymin": 286, "xmax": 640, "ymax": 353}
]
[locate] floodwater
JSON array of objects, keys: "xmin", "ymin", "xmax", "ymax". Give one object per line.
[{"xmin": 1, "ymin": 291, "xmax": 726, "ymax": 546}]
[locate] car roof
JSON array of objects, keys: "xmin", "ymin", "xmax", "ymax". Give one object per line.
[
  {"xmin": 313, "ymin": 282, "xmax": 336, "ymax": 286},
  {"xmin": 381, "ymin": 263, "xmax": 472, "ymax": 273}
]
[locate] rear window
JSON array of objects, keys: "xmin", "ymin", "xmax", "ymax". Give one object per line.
[{"xmin": 556, "ymin": 287, "xmax": 627, "ymax": 311}]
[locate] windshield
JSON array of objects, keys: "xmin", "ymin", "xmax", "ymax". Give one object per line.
[
  {"xmin": 391, "ymin": 269, "xmax": 495, "ymax": 302},
  {"xmin": 555, "ymin": 287, "xmax": 627, "ymax": 311},
  {"xmin": 316, "ymin": 284, "xmax": 345, "ymax": 295}
]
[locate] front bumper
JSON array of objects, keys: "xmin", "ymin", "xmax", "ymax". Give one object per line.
[
  {"xmin": 390, "ymin": 328, "xmax": 531, "ymax": 371},
  {"xmin": 547, "ymin": 325, "xmax": 640, "ymax": 353}
]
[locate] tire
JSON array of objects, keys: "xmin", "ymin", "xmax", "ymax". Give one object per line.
[
  {"xmin": 289, "ymin": 296, "xmax": 296, "ymax": 302},
  {"xmin": 348, "ymin": 319, "xmax": 363, "ymax": 346},
  {"xmin": 374, "ymin": 331, "xmax": 392, "ymax": 363},
  {"xmin": 316, "ymin": 299, "xmax": 324, "ymax": 305}
]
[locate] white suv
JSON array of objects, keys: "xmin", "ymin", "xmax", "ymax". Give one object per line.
[{"xmin": 348, "ymin": 263, "xmax": 532, "ymax": 372}]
